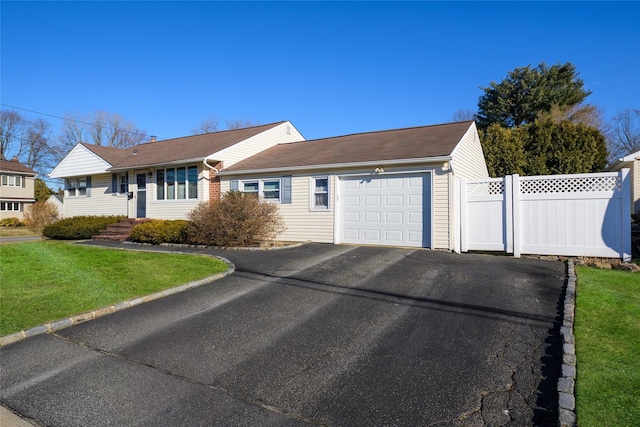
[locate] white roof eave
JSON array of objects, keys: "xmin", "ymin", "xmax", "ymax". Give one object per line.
[{"xmin": 218, "ymin": 156, "xmax": 453, "ymax": 177}]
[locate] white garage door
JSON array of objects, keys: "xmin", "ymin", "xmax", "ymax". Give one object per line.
[{"xmin": 339, "ymin": 173, "xmax": 431, "ymax": 248}]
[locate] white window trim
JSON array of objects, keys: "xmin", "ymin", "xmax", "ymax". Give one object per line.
[
  {"xmin": 1, "ymin": 174, "xmax": 22, "ymax": 187},
  {"xmin": 0, "ymin": 202, "xmax": 21, "ymax": 211},
  {"xmin": 155, "ymin": 166, "xmax": 199, "ymax": 201},
  {"xmin": 310, "ymin": 176, "xmax": 330, "ymax": 211},
  {"xmin": 240, "ymin": 178, "xmax": 281, "ymax": 203}
]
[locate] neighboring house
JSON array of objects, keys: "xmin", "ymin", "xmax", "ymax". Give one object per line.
[
  {"xmin": 46, "ymin": 194, "xmax": 65, "ymax": 218},
  {"xmin": 49, "ymin": 122, "xmax": 304, "ymax": 219},
  {"xmin": 606, "ymin": 149, "xmax": 640, "ymax": 214},
  {"xmin": 220, "ymin": 121, "xmax": 488, "ymax": 250},
  {"xmin": 0, "ymin": 158, "xmax": 36, "ymax": 221}
]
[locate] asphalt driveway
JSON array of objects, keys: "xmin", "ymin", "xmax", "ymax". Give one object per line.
[{"xmin": 1, "ymin": 243, "xmax": 566, "ymax": 426}]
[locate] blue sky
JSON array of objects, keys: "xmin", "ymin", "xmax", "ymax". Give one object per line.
[{"xmin": 2, "ymin": 1, "xmax": 639, "ymax": 143}]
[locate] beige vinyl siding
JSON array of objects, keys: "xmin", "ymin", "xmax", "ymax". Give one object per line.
[
  {"xmin": 210, "ymin": 122, "xmax": 305, "ymax": 168},
  {"xmin": 63, "ymin": 173, "xmax": 128, "ymax": 218},
  {"xmin": 0, "ymin": 175, "xmax": 35, "ymax": 200},
  {"xmin": 432, "ymin": 167, "xmax": 451, "ymax": 250},
  {"xmin": 278, "ymin": 175, "xmax": 335, "ymax": 243},
  {"xmin": 0, "ymin": 174, "xmax": 35, "ymax": 221},
  {"xmin": 49, "ymin": 144, "xmax": 112, "ymax": 178},
  {"xmin": 221, "ymin": 173, "xmax": 334, "ymax": 243},
  {"xmin": 450, "ymin": 123, "xmax": 489, "ymax": 180},
  {"xmin": 221, "ymin": 162, "xmax": 451, "ymax": 249}
]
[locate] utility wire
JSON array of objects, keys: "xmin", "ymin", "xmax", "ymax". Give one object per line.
[{"xmin": 0, "ymin": 103, "xmax": 162, "ymax": 140}]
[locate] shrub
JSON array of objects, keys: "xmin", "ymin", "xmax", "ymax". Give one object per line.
[
  {"xmin": 187, "ymin": 191, "xmax": 286, "ymax": 246},
  {"xmin": 22, "ymin": 202, "xmax": 60, "ymax": 234},
  {"xmin": 130, "ymin": 220, "xmax": 189, "ymax": 244},
  {"xmin": 0, "ymin": 217, "xmax": 22, "ymax": 227},
  {"xmin": 43, "ymin": 215, "xmax": 126, "ymax": 240}
]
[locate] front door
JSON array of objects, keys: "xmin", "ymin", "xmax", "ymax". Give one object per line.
[{"xmin": 136, "ymin": 174, "xmax": 147, "ymax": 218}]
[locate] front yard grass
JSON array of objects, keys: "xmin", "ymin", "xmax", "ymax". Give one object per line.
[
  {"xmin": 575, "ymin": 266, "xmax": 640, "ymax": 426},
  {"xmin": 0, "ymin": 241, "xmax": 229, "ymax": 336}
]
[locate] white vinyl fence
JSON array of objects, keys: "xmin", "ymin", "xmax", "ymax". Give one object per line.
[{"xmin": 457, "ymin": 170, "xmax": 631, "ymax": 261}]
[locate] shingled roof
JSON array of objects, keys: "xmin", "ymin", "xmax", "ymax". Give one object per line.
[
  {"xmin": 222, "ymin": 121, "xmax": 474, "ymax": 173},
  {"xmin": 0, "ymin": 159, "xmax": 37, "ymax": 175},
  {"xmin": 80, "ymin": 122, "xmax": 287, "ymax": 171}
]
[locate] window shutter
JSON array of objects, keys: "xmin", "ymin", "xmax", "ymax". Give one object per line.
[
  {"xmin": 22, "ymin": 176, "xmax": 26, "ymax": 187},
  {"xmin": 86, "ymin": 176, "xmax": 92, "ymax": 197},
  {"xmin": 230, "ymin": 180, "xmax": 239, "ymax": 191},
  {"xmin": 282, "ymin": 175, "xmax": 292, "ymax": 204},
  {"xmin": 112, "ymin": 174, "xmax": 118, "ymax": 193}
]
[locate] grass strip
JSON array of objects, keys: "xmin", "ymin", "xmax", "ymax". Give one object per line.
[
  {"xmin": 574, "ymin": 266, "xmax": 640, "ymax": 426},
  {"xmin": 0, "ymin": 241, "xmax": 228, "ymax": 335}
]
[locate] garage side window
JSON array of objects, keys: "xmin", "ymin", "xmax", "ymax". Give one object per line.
[
  {"xmin": 311, "ymin": 176, "xmax": 329, "ymax": 210},
  {"xmin": 239, "ymin": 179, "xmax": 281, "ymax": 202}
]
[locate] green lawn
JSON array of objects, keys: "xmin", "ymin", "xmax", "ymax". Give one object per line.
[
  {"xmin": 575, "ymin": 266, "xmax": 640, "ymax": 427},
  {"xmin": 0, "ymin": 241, "xmax": 229, "ymax": 336}
]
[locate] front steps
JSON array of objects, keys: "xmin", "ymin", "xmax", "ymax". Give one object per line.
[{"xmin": 93, "ymin": 218, "xmax": 147, "ymax": 242}]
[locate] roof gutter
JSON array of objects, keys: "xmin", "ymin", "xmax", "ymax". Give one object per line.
[
  {"xmin": 218, "ymin": 156, "xmax": 453, "ymax": 177},
  {"xmin": 107, "ymin": 157, "xmax": 205, "ymax": 172}
]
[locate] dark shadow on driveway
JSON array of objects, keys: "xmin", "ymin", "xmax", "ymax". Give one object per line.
[
  {"xmin": 232, "ymin": 269, "xmax": 557, "ymax": 326},
  {"xmin": 532, "ymin": 268, "xmax": 565, "ymax": 426}
]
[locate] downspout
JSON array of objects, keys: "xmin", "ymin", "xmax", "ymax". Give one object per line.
[{"xmin": 203, "ymin": 158, "xmax": 219, "ymax": 175}]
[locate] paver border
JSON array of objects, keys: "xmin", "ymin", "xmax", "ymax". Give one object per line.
[
  {"xmin": 558, "ymin": 260, "xmax": 577, "ymax": 427},
  {"xmin": 0, "ymin": 251, "xmax": 235, "ymax": 347}
]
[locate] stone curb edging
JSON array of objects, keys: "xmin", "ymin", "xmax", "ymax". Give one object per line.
[
  {"xmin": 129, "ymin": 240, "xmax": 311, "ymax": 251},
  {"xmin": 558, "ymin": 260, "xmax": 577, "ymax": 427},
  {"xmin": 0, "ymin": 255, "xmax": 235, "ymax": 347}
]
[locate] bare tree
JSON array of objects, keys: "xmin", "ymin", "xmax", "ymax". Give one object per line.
[
  {"xmin": 22, "ymin": 118, "xmax": 55, "ymax": 173},
  {"xmin": 56, "ymin": 111, "xmax": 147, "ymax": 159},
  {"xmin": 451, "ymin": 109, "xmax": 476, "ymax": 122},
  {"xmin": 225, "ymin": 118, "xmax": 259, "ymax": 130},
  {"xmin": 608, "ymin": 109, "xmax": 640, "ymax": 160},
  {"xmin": 191, "ymin": 114, "xmax": 220, "ymax": 135},
  {"xmin": 0, "ymin": 109, "xmax": 28, "ymax": 159}
]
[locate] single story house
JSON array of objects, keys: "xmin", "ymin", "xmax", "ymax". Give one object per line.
[
  {"xmin": 49, "ymin": 120, "xmax": 488, "ymax": 250},
  {"xmin": 606, "ymin": 149, "xmax": 640, "ymax": 214},
  {"xmin": 0, "ymin": 158, "xmax": 36, "ymax": 221},
  {"xmin": 49, "ymin": 121, "xmax": 304, "ymax": 219},
  {"xmin": 220, "ymin": 121, "xmax": 488, "ymax": 250}
]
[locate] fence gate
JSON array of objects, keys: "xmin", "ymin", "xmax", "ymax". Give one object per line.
[{"xmin": 458, "ymin": 171, "xmax": 631, "ymax": 261}]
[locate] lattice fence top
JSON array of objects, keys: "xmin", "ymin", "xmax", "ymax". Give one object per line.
[
  {"xmin": 520, "ymin": 175, "xmax": 621, "ymax": 194},
  {"xmin": 467, "ymin": 180, "xmax": 504, "ymax": 196}
]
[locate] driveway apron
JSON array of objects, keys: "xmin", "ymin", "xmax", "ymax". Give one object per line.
[{"xmin": 0, "ymin": 243, "xmax": 566, "ymax": 426}]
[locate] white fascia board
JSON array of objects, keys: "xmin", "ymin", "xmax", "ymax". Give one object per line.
[
  {"xmin": 606, "ymin": 150, "xmax": 640, "ymax": 171},
  {"xmin": 623, "ymin": 150, "xmax": 640, "ymax": 162},
  {"xmin": 107, "ymin": 157, "xmax": 204, "ymax": 172},
  {"xmin": 49, "ymin": 144, "xmax": 113, "ymax": 178},
  {"xmin": 218, "ymin": 156, "xmax": 453, "ymax": 177}
]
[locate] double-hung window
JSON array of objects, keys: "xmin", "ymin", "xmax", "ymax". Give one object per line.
[
  {"xmin": 156, "ymin": 166, "xmax": 198, "ymax": 200},
  {"xmin": 311, "ymin": 176, "xmax": 329, "ymax": 210},
  {"xmin": 66, "ymin": 176, "xmax": 91, "ymax": 197},
  {"xmin": 240, "ymin": 179, "xmax": 280, "ymax": 202},
  {"xmin": 119, "ymin": 174, "xmax": 128, "ymax": 194},
  {"xmin": 1, "ymin": 174, "xmax": 22, "ymax": 187}
]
